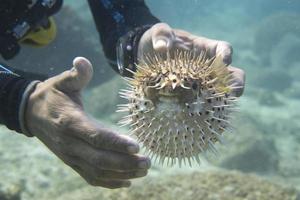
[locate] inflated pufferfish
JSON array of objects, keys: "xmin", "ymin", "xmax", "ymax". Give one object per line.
[{"xmin": 117, "ymin": 50, "xmax": 238, "ymax": 167}]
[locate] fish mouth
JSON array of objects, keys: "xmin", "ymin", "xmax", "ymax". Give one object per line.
[
  {"xmin": 158, "ymin": 92, "xmax": 178, "ymax": 97},
  {"xmin": 157, "ymin": 91, "xmax": 181, "ymax": 103},
  {"xmin": 158, "ymin": 86, "xmax": 181, "ymax": 97},
  {"xmin": 158, "ymin": 90, "xmax": 180, "ymax": 97}
]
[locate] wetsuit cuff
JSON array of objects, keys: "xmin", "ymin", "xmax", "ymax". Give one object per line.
[
  {"xmin": 0, "ymin": 73, "xmax": 32, "ymax": 134},
  {"xmin": 116, "ymin": 24, "xmax": 153, "ymax": 77},
  {"xmin": 19, "ymin": 81, "xmax": 40, "ymax": 137}
]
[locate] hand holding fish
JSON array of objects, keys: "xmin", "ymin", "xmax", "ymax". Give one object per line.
[{"xmin": 138, "ymin": 23, "xmax": 245, "ymax": 97}]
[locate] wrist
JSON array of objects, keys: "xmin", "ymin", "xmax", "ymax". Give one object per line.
[
  {"xmin": 19, "ymin": 80, "xmax": 40, "ymax": 137},
  {"xmin": 116, "ymin": 25, "xmax": 153, "ymax": 77},
  {"xmin": 0, "ymin": 72, "xmax": 33, "ymax": 134}
]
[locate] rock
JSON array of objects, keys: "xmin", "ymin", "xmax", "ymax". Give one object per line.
[
  {"xmin": 257, "ymin": 92, "xmax": 284, "ymax": 107},
  {"xmin": 285, "ymin": 81, "xmax": 300, "ymax": 99},
  {"xmin": 253, "ymin": 12, "xmax": 300, "ymax": 66},
  {"xmin": 209, "ymin": 111, "xmax": 280, "ymax": 175},
  {"xmin": 220, "ymin": 138, "xmax": 279, "ymax": 174},
  {"xmin": 270, "ymin": 35, "xmax": 300, "ymax": 70},
  {"xmin": 50, "ymin": 170, "xmax": 298, "ymax": 200}
]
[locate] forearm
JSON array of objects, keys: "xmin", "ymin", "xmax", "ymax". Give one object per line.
[
  {"xmin": 87, "ymin": 0, "xmax": 160, "ymax": 73},
  {"xmin": 0, "ymin": 63, "xmax": 34, "ymax": 135}
]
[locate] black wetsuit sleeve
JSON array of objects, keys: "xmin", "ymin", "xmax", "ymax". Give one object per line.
[
  {"xmin": 87, "ymin": 0, "xmax": 160, "ymax": 71},
  {"xmin": 0, "ymin": 63, "xmax": 32, "ymax": 133}
]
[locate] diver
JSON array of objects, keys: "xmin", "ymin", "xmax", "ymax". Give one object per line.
[{"xmin": 0, "ymin": 0, "xmax": 245, "ymax": 188}]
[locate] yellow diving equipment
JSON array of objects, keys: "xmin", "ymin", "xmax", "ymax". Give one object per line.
[{"xmin": 20, "ymin": 17, "xmax": 57, "ymax": 47}]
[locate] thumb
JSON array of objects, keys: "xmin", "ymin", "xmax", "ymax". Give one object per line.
[
  {"xmin": 151, "ymin": 23, "xmax": 175, "ymax": 52},
  {"xmin": 55, "ymin": 57, "xmax": 93, "ymax": 92}
]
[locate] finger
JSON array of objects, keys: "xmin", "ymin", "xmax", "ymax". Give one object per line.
[
  {"xmin": 151, "ymin": 23, "xmax": 175, "ymax": 52},
  {"xmin": 173, "ymin": 29, "xmax": 196, "ymax": 41},
  {"xmin": 65, "ymin": 112, "xmax": 140, "ymax": 155},
  {"xmin": 173, "ymin": 37, "xmax": 193, "ymax": 51},
  {"xmin": 88, "ymin": 120, "xmax": 140, "ymax": 154},
  {"xmin": 67, "ymin": 155, "xmax": 147, "ymax": 180},
  {"xmin": 192, "ymin": 37, "xmax": 216, "ymax": 57},
  {"xmin": 90, "ymin": 179, "xmax": 131, "ymax": 189},
  {"xmin": 100, "ymin": 169, "xmax": 148, "ymax": 180},
  {"xmin": 228, "ymin": 66, "xmax": 245, "ymax": 97},
  {"xmin": 73, "ymin": 160, "xmax": 148, "ymax": 180},
  {"xmin": 216, "ymin": 41, "xmax": 233, "ymax": 65},
  {"xmin": 54, "ymin": 57, "xmax": 93, "ymax": 92},
  {"xmin": 86, "ymin": 148, "xmax": 151, "ymax": 171},
  {"xmin": 71, "ymin": 164, "xmax": 131, "ymax": 188},
  {"xmin": 66, "ymin": 135, "xmax": 151, "ymax": 171},
  {"xmin": 192, "ymin": 38, "xmax": 233, "ymax": 65}
]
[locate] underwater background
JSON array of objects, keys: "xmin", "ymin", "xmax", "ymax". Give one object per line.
[{"xmin": 1, "ymin": 0, "xmax": 300, "ymax": 199}]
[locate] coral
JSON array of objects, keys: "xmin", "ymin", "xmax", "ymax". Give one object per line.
[{"xmin": 50, "ymin": 170, "xmax": 298, "ymax": 200}]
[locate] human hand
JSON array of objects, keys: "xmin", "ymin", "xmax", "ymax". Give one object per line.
[
  {"xmin": 24, "ymin": 57, "xmax": 151, "ymax": 188},
  {"xmin": 138, "ymin": 23, "xmax": 245, "ymax": 97}
]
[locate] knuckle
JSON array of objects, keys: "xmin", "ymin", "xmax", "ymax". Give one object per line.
[
  {"xmin": 221, "ymin": 42, "xmax": 233, "ymax": 56},
  {"xmin": 220, "ymin": 41, "xmax": 232, "ymax": 50},
  {"xmin": 153, "ymin": 23, "xmax": 173, "ymax": 37},
  {"xmin": 101, "ymin": 129, "xmax": 124, "ymax": 150}
]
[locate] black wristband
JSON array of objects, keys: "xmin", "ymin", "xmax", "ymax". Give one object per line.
[
  {"xmin": 116, "ymin": 25, "xmax": 153, "ymax": 77},
  {"xmin": 0, "ymin": 73, "xmax": 32, "ymax": 134}
]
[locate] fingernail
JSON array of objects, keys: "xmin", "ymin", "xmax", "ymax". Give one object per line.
[
  {"xmin": 154, "ymin": 39, "xmax": 168, "ymax": 49},
  {"xmin": 127, "ymin": 145, "xmax": 139, "ymax": 154},
  {"xmin": 138, "ymin": 159, "xmax": 151, "ymax": 169}
]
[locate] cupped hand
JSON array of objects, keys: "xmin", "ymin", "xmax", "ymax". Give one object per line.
[
  {"xmin": 138, "ymin": 23, "xmax": 245, "ymax": 97},
  {"xmin": 25, "ymin": 57, "xmax": 150, "ymax": 188}
]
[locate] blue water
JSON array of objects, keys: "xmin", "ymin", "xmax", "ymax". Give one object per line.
[{"xmin": 0, "ymin": 0, "xmax": 300, "ymax": 199}]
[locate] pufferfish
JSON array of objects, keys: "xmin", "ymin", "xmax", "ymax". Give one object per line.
[{"xmin": 117, "ymin": 50, "xmax": 238, "ymax": 167}]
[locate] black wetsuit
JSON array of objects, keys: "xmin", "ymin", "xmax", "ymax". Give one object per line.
[{"xmin": 0, "ymin": 0, "xmax": 159, "ymax": 134}]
